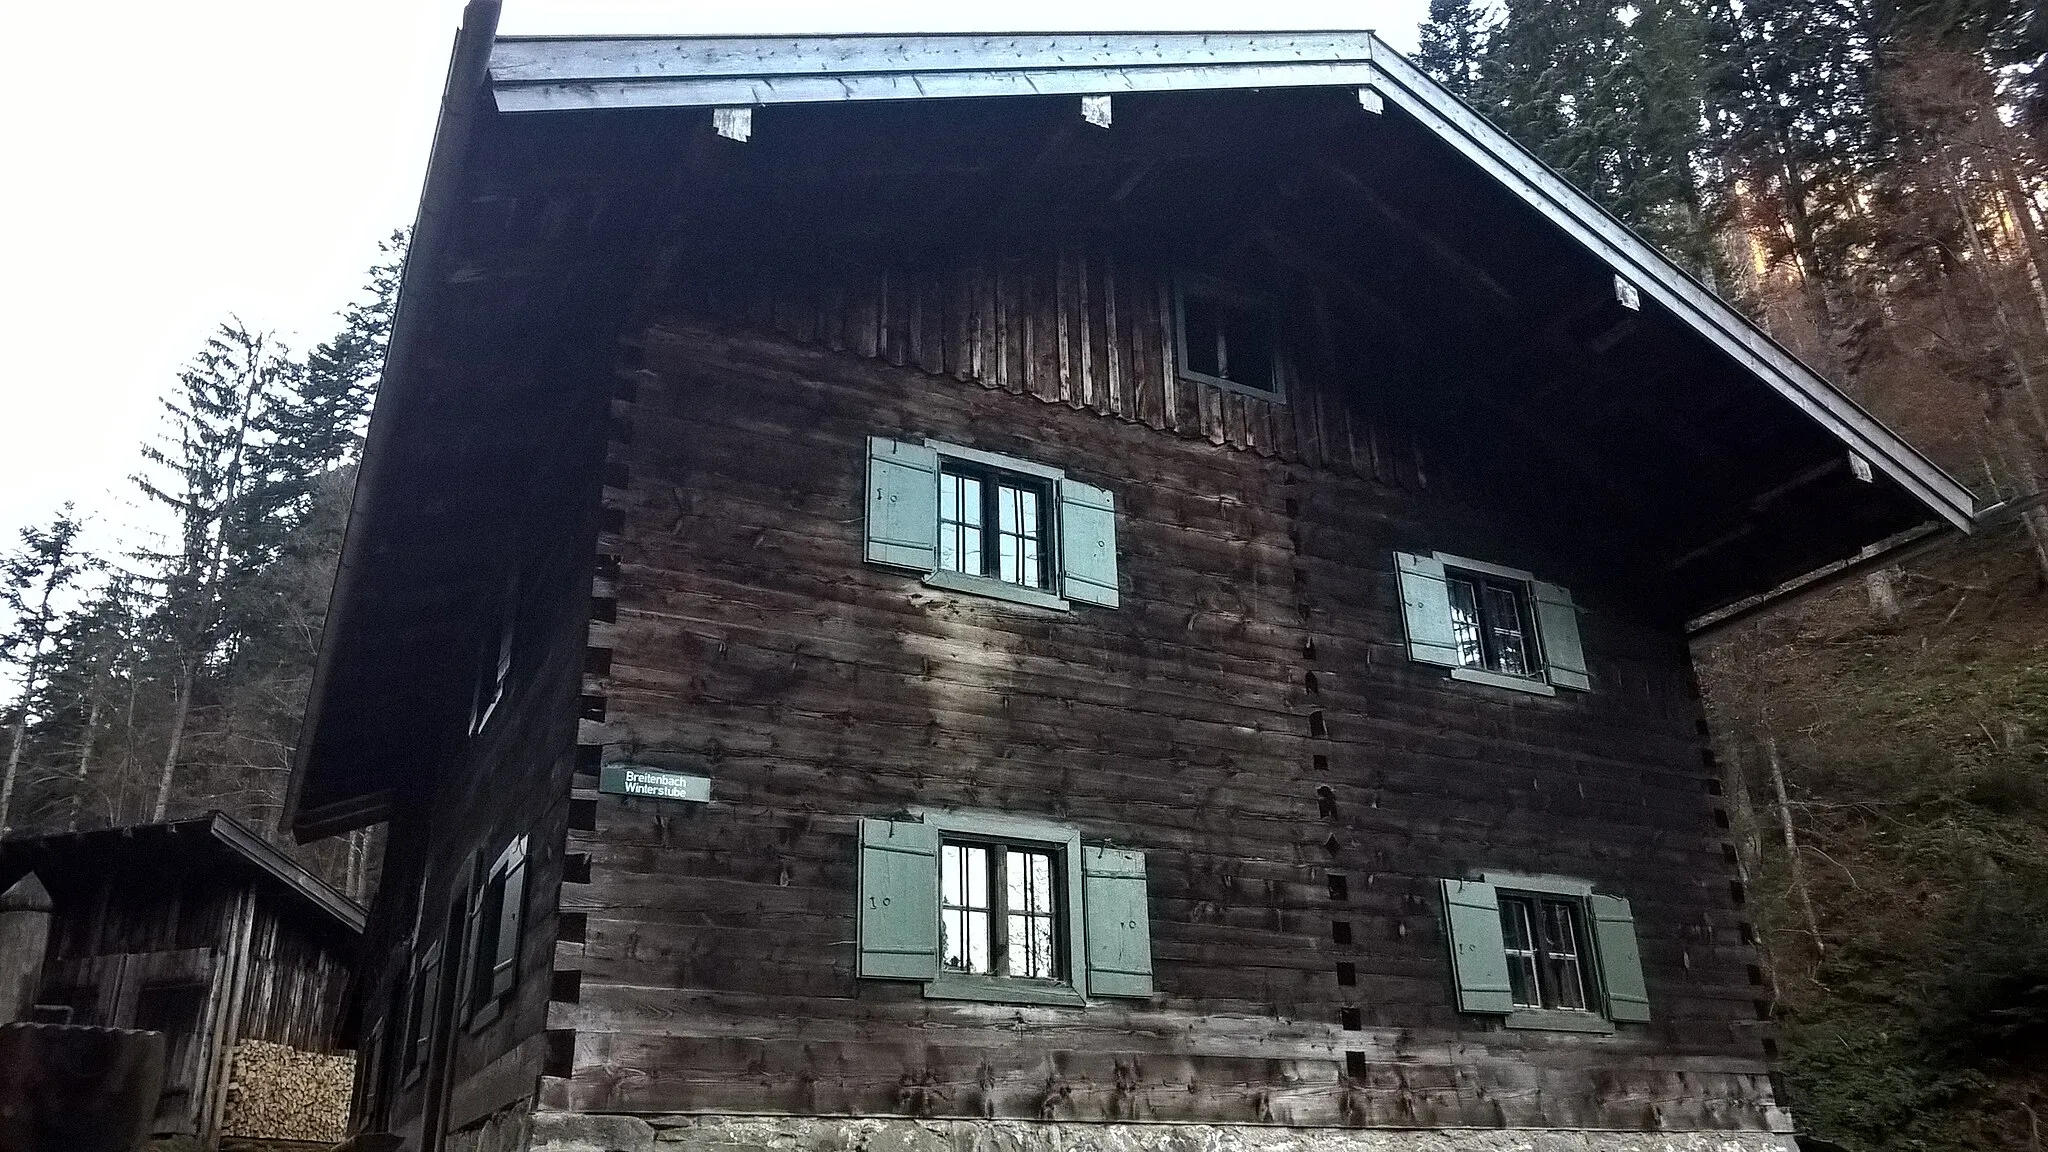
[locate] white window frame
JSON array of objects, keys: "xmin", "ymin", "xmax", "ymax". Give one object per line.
[
  {"xmin": 1431, "ymin": 551, "xmax": 1557, "ymax": 697},
  {"xmin": 1480, "ymin": 871, "xmax": 1612, "ymax": 1034},
  {"xmin": 916, "ymin": 809, "xmax": 1089, "ymax": 1007},
  {"xmin": 1172, "ymin": 276, "xmax": 1290, "ymax": 402},
  {"xmin": 922, "ymin": 440, "xmax": 1070, "ymax": 611}
]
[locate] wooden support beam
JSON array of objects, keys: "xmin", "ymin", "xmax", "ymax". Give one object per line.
[{"xmin": 713, "ymin": 107, "xmax": 752, "ymax": 142}]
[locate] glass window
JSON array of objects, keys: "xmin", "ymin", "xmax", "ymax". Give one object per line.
[
  {"xmin": 1497, "ymin": 894, "xmax": 1593, "ymax": 1011},
  {"xmin": 940, "ymin": 839, "xmax": 1065, "ymax": 981},
  {"xmin": 1178, "ymin": 284, "xmax": 1281, "ymax": 395},
  {"xmin": 1447, "ymin": 571, "xmax": 1540, "ymax": 678},
  {"xmin": 937, "ymin": 463, "xmax": 1049, "ymax": 589}
]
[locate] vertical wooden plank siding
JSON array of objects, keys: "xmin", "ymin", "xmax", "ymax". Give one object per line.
[{"xmin": 661, "ymin": 247, "xmax": 1420, "ymax": 487}]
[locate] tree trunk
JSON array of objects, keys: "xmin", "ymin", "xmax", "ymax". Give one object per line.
[
  {"xmin": 1720, "ymin": 741, "xmax": 1776, "ymax": 1000},
  {"xmin": 0, "ymin": 717, "xmax": 27, "ymax": 837},
  {"xmin": 1865, "ymin": 567, "xmax": 1902, "ymax": 618},
  {"xmin": 69, "ymin": 693, "xmax": 101, "ymax": 833},
  {"xmin": 1766, "ymin": 735, "xmax": 1825, "ymax": 964},
  {"xmin": 151, "ymin": 661, "xmax": 198, "ymax": 823}
]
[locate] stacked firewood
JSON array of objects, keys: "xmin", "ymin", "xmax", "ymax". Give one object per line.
[{"xmin": 220, "ymin": 1039, "xmax": 353, "ymax": 1142}]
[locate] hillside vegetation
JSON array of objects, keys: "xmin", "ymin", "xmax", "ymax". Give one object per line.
[{"xmin": 1700, "ymin": 526, "xmax": 2048, "ymax": 1149}]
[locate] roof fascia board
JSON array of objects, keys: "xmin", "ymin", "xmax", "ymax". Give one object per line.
[
  {"xmin": 492, "ymin": 60, "xmax": 1381, "ymax": 114},
  {"xmin": 207, "ymin": 813, "xmax": 369, "ymax": 935},
  {"xmin": 491, "ymin": 31, "xmax": 1378, "ymax": 83},
  {"xmin": 1362, "ymin": 45, "xmax": 1977, "ymax": 530},
  {"xmin": 286, "ymin": 0, "xmax": 503, "ymax": 841}
]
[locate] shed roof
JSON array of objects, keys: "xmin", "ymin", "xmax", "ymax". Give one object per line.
[{"xmin": 0, "ymin": 812, "xmax": 365, "ymax": 936}]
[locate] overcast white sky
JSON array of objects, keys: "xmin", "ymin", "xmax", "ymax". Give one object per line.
[{"xmin": 0, "ymin": 1, "xmax": 1427, "ymax": 568}]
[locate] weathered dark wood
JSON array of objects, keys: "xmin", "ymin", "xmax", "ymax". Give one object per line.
[
  {"xmin": 0, "ymin": 1022, "xmax": 166, "ymax": 1152},
  {"xmin": 505, "ymin": 309, "xmax": 1778, "ymax": 1129}
]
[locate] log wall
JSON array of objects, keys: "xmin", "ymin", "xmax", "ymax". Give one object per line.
[{"xmin": 545, "ymin": 285, "xmax": 1774, "ymax": 1132}]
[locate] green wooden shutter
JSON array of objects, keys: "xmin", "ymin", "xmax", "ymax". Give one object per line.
[
  {"xmin": 1059, "ymin": 480, "xmax": 1120, "ymax": 608},
  {"xmin": 1591, "ymin": 894, "xmax": 1650, "ymax": 1022},
  {"xmin": 489, "ymin": 838, "xmax": 528, "ymax": 1001},
  {"xmin": 1395, "ymin": 553, "xmax": 1460, "ymax": 667},
  {"xmin": 857, "ymin": 817, "xmax": 940, "ymax": 980},
  {"xmin": 865, "ymin": 437, "xmax": 940, "ymax": 572},
  {"xmin": 1531, "ymin": 581, "xmax": 1590, "ymax": 691},
  {"xmin": 1082, "ymin": 846, "xmax": 1153, "ymax": 998},
  {"xmin": 409, "ymin": 943, "xmax": 440, "ymax": 1071},
  {"xmin": 1440, "ymin": 879, "xmax": 1513, "ymax": 1014}
]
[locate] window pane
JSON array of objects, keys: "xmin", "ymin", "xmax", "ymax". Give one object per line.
[
  {"xmin": 965, "ymin": 846, "xmax": 988, "ymax": 908},
  {"xmin": 995, "ymin": 485, "xmax": 1043, "ymax": 588},
  {"xmin": 1009, "ymin": 912, "xmax": 1057, "ymax": 979},
  {"xmin": 939, "ymin": 473, "xmax": 984, "ymax": 575},
  {"xmin": 1183, "ymin": 294, "xmax": 1224, "ymax": 378},
  {"xmin": 1483, "ymin": 583, "xmax": 1531, "ymax": 676},
  {"xmin": 1222, "ymin": 306, "xmax": 1277, "ymax": 391},
  {"xmin": 967, "ymin": 911, "xmax": 991, "ymax": 973},
  {"xmin": 1448, "ymin": 578, "xmax": 1485, "ymax": 669},
  {"xmin": 1498, "ymin": 897, "xmax": 1541, "ymax": 1009},
  {"xmin": 1540, "ymin": 900, "xmax": 1589, "ymax": 1011},
  {"xmin": 1027, "ymin": 852, "xmax": 1054, "ymax": 914},
  {"xmin": 942, "ymin": 843, "xmax": 993, "ymax": 975}
]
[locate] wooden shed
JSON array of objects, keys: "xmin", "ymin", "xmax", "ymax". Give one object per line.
[{"xmin": 0, "ymin": 813, "xmax": 364, "ymax": 1149}]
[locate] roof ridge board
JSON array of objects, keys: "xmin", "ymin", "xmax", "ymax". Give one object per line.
[{"xmin": 489, "ymin": 31, "xmax": 1381, "ymax": 86}]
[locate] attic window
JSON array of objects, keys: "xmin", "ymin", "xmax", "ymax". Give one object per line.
[{"xmin": 1174, "ymin": 280, "xmax": 1284, "ymax": 399}]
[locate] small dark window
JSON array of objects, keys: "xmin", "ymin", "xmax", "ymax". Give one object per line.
[
  {"xmin": 940, "ymin": 839, "xmax": 1065, "ymax": 981},
  {"xmin": 1176, "ymin": 282, "xmax": 1282, "ymax": 396},
  {"xmin": 938, "ymin": 463, "xmax": 1052, "ymax": 590},
  {"xmin": 1498, "ymin": 894, "xmax": 1593, "ymax": 1012},
  {"xmin": 1446, "ymin": 570, "xmax": 1540, "ymax": 678}
]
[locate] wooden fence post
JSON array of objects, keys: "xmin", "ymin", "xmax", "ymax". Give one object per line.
[{"xmin": 0, "ymin": 872, "xmax": 52, "ymax": 1022}]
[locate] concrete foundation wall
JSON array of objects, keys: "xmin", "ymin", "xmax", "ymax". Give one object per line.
[{"xmin": 528, "ymin": 1115, "xmax": 1797, "ymax": 1152}]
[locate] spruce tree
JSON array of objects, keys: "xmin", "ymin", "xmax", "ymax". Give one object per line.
[{"xmin": 0, "ymin": 509, "xmax": 88, "ymax": 834}]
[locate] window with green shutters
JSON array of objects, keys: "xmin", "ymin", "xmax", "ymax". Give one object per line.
[
  {"xmin": 1439, "ymin": 873, "xmax": 1651, "ymax": 1032},
  {"xmin": 865, "ymin": 437, "xmax": 1120, "ymax": 610},
  {"xmin": 857, "ymin": 813, "xmax": 1153, "ymax": 1005},
  {"xmin": 464, "ymin": 834, "xmax": 529, "ymax": 1030},
  {"xmin": 1394, "ymin": 551, "xmax": 1590, "ymax": 695}
]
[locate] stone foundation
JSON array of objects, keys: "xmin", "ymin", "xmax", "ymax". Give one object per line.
[{"xmin": 529, "ymin": 1114, "xmax": 1796, "ymax": 1152}]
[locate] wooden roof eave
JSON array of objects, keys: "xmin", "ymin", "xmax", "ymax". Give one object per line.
[
  {"xmin": 284, "ymin": 0, "xmax": 505, "ymax": 843},
  {"xmin": 484, "ymin": 29, "xmax": 1976, "ymax": 534}
]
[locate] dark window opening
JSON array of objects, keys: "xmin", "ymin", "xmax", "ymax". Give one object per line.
[
  {"xmin": 1446, "ymin": 570, "xmax": 1540, "ymax": 678},
  {"xmin": 940, "ymin": 839, "xmax": 1065, "ymax": 981},
  {"xmin": 939, "ymin": 463, "xmax": 1051, "ymax": 590},
  {"xmin": 1498, "ymin": 894, "xmax": 1593, "ymax": 1011},
  {"xmin": 1179, "ymin": 285, "xmax": 1281, "ymax": 395}
]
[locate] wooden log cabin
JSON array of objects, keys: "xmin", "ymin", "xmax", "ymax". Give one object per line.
[
  {"xmin": 0, "ymin": 812, "xmax": 363, "ymax": 1148},
  {"xmin": 284, "ymin": 8, "xmax": 1980, "ymax": 1152}
]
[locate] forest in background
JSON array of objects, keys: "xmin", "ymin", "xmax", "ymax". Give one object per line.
[
  {"xmin": 1417, "ymin": 0, "xmax": 2048, "ymax": 1145},
  {"xmin": 3, "ymin": 5, "xmax": 2046, "ymax": 1145},
  {"xmin": 0, "ymin": 234, "xmax": 402, "ymax": 903}
]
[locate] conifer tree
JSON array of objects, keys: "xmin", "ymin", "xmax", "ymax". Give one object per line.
[
  {"xmin": 0, "ymin": 509, "xmax": 88, "ymax": 833},
  {"xmin": 136, "ymin": 323, "xmax": 291, "ymax": 822}
]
